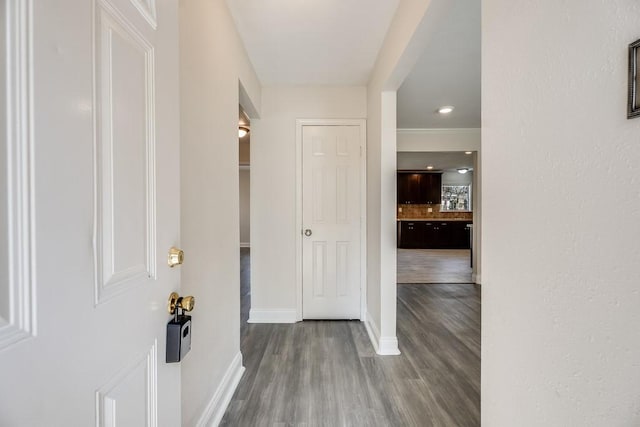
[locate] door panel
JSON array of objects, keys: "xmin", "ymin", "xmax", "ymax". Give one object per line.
[
  {"xmin": 302, "ymin": 125, "xmax": 361, "ymax": 319},
  {"xmin": 312, "ymin": 241, "xmax": 327, "ymax": 297},
  {"xmin": 96, "ymin": 342, "xmax": 158, "ymax": 426},
  {"xmin": 0, "ymin": 1, "xmax": 180, "ymax": 425},
  {"xmin": 96, "ymin": 0, "xmax": 157, "ymax": 303},
  {"xmin": 0, "ymin": 0, "xmax": 35, "ymax": 349}
]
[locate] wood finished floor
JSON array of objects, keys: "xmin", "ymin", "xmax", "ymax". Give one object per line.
[
  {"xmin": 397, "ymin": 249, "xmax": 472, "ymax": 284},
  {"xmin": 222, "ymin": 248, "xmax": 480, "ymax": 426}
]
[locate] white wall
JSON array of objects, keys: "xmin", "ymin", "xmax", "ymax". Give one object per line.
[
  {"xmin": 442, "ymin": 171, "xmax": 472, "ymax": 186},
  {"xmin": 179, "ymin": 0, "xmax": 261, "ymax": 425},
  {"xmin": 366, "ymin": 0, "xmax": 453, "ymax": 355},
  {"xmin": 483, "ymin": 0, "xmax": 640, "ymax": 424},
  {"xmin": 239, "ymin": 168, "xmax": 250, "ymax": 246},
  {"xmin": 250, "ymin": 86, "xmax": 366, "ymax": 322},
  {"xmin": 397, "ymin": 127, "xmax": 480, "ymax": 151}
]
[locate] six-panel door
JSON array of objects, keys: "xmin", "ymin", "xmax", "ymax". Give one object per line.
[
  {"xmin": 302, "ymin": 125, "xmax": 362, "ymax": 319},
  {"xmin": 0, "ymin": 1, "xmax": 181, "ymax": 425}
]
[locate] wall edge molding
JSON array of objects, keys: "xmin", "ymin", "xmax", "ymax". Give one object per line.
[{"xmin": 195, "ymin": 351, "xmax": 245, "ymax": 427}]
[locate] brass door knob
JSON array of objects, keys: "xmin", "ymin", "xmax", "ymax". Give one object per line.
[
  {"xmin": 168, "ymin": 247, "xmax": 184, "ymax": 267},
  {"xmin": 168, "ymin": 292, "xmax": 196, "ymax": 314},
  {"xmin": 180, "ymin": 296, "xmax": 195, "ymax": 312},
  {"xmin": 168, "ymin": 292, "xmax": 180, "ymax": 314}
]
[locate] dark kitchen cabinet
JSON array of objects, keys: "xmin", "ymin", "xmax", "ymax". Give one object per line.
[
  {"xmin": 424, "ymin": 221, "xmax": 450, "ymax": 248},
  {"xmin": 397, "ymin": 173, "xmax": 424, "ymax": 204},
  {"xmin": 397, "ymin": 172, "xmax": 442, "ymax": 205},
  {"xmin": 398, "ymin": 220, "xmax": 471, "ymax": 249},
  {"xmin": 422, "ymin": 173, "xmax": 442, "ymax": 204},
  {"xmin": 398, "ymin": 221, "xmax": 423, "ymax": 248},
  {"xmin": 449, "ymin": 222, "xmax": 471, "ymax": 249}
]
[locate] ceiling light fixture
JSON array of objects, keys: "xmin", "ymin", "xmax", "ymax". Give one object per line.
[
  {"xmin": 457, "ymin": 168, "xmax": 469, "ymax": 174},
  {"xmin": 426, "ymin": 165, "xmax": 434, "ymax": 170},
  {"xmin": 465, "ymin": 151, "xmax": 472, "ymax": 155},
  {"xmin": 438, "ymin": 106, "xmax": 454, "ymax": 114},
  {"xmin": 238, "ymin": 126, "xmax": 250, "ymax": 138}
]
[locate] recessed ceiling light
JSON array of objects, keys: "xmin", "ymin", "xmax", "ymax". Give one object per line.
[
  {"xmin": 426, "ymin": 165, "xmax": 434, "ymax": 170},
  {"xmin": 438, "ymin": 106, "xmax": 454, "ymax": 114},
  {"xmin": 465, "ymin": 151, "xmax": 472, "ymax": 155},
  {"xmin": 457, "ymin": 168, "xmax": 469, "ymax": 174}
]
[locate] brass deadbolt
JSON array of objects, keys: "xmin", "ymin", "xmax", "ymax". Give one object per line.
[
  {"xmin": 168, "ymin": 247, "xmax": 184, "ymax": 268},
  {"xmin": 168, "ymin": 292, "xmax": 195, "ymax": 314}
]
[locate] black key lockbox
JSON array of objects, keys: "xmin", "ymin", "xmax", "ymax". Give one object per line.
[{"xmin": 166, "ymin": 314, "xmax": 192, "ymax": 363}]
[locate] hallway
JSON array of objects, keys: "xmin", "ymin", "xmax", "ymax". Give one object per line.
[{"xmin": 221, "ymin": 250, "xmax": 480, "ymax": 426}]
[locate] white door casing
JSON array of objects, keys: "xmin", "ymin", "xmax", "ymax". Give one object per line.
[
  {"xmin": 0, "ymin": 0, "xmax": 181, "ymax": 425},
  {"xmin": 298, "ymin": 121, "xmax": 366, "ymax": 320}
]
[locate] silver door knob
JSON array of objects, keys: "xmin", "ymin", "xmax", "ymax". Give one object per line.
[{"xmin": 304, "ymin": 229, "xmax": 312, "ymax": 237}]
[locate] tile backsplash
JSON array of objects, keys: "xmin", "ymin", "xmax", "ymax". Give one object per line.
[{"xmin": 397, "ymin": 204, "xmax": 473, "ymax": 220}]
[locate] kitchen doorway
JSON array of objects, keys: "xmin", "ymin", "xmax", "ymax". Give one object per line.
[{"xmin": 396, "ymin": 150, "xmax": 478, "ymax": 285}]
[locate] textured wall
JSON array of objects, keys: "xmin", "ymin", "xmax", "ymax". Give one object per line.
[
  {"xmin": 482, "ymin": 0, "xmax": 640, "ymax": 425},
  {"xmin": 179, "ymin": 0, "xmax": 261, "ymax": 424},
  {"xmin": 250, "ymin": 86, "xmax": 366, "ymax": 318}
]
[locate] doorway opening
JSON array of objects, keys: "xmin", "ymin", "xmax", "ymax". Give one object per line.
[
  {"xmin": 390, "ymin": 0, "xmax": 481, "ymax": 420},
  {"xmin": 393, "ymin": 147, "xmax": 481, "ymax": 424},
  {"xmin": 238, "ymin": 106, "xmax": 251, "ymax": 332},
  {"xmin": 396, "ymin": 151, "xmax": 476, "ymax": 284}
]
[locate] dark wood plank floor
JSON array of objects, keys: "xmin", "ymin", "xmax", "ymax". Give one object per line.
[
  {"xmin": 397, "ymin": 249, "xmax": 472, "ymax": 284},
  {"xmin": 222, "ymin": 249, "xmax": 480, "ymax": 426}
]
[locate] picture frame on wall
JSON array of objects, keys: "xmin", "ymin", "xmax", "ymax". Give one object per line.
[{"xmin": 629, "ymin": 38, "xmax": 640, "ymax": 119}]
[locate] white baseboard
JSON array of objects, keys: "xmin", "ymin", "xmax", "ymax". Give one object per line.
[
  {"xmin": 195, "ymin": 352, "xmax": 245, "ymax": 427},
  {"xmin": 247, "ymin": 309, "xmax": 297, "ymax": 323},
  {"xmin": 364, "ymin": 312, "xmax": 401, "ymax": 356},
  {"xmin": 472, "ymin": 274, "xmax": 481, "ymax": 284},
  {"xmin": 364, "ymin": 312, "xmax": 381, "ymax": 353},
  {"xmin": 378, "ymin": 336, "xmax": 401, "ymax": 355},
  {"xmin": 239, "ymin": 242, "xmax": 250, "ymax": 248}
]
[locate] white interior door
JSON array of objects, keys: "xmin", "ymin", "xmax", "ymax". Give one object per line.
[
  {"xmin": 0, "ymin": 0, "xmax": 181, "ymax": 425},
  {"xmin": 302, "ymin": 125, "xmax": 363, "ymax": 319}
]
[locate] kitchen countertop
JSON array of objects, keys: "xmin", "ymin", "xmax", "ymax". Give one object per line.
[{"xmin": 397, "ymin": 218, "xmax": 472, "ymax": 222}]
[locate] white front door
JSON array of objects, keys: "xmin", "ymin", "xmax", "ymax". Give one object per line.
[
  {"xmin": 0, "ymin": 0, "xmax": 181, "ymax": 425},
  {"xmin": 302, "ymin": 124, "xmax": 363, "ymax": 319}
]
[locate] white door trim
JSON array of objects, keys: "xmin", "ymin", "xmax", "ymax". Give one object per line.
[
  {"xmin": 295, "ymin": 119, "xmax": 367, "ymax": 322},
  {"xmin": 0, "ymin": 0, "xmax": 36, "ymax": 351}
]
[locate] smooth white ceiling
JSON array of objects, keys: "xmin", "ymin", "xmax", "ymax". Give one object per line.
[
  {"xmin": 226, "ymin": 0, "xmax": 400, "ymax": 85},
  {"xmin": 226, "ymin": 0, "xmax": 480, "ymax": 128},
  {"xmin": 397, "ymin": 0, "xmax": 480, "ymax": 128}
]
